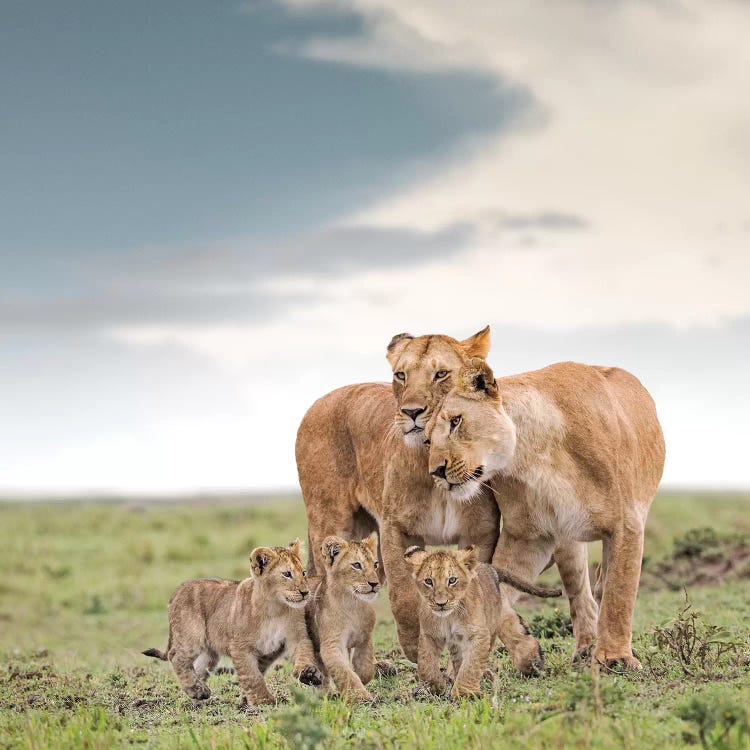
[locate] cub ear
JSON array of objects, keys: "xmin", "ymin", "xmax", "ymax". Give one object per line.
[
  {"xmin": 287, "ymin": 537, "xmax": 302, "ymax": 560},
  {"xmin": 458, "ymin": 545, "xmax": 478, "ymax": 572},
  {"xmin": 459, "ymin": 358, "xmax": 499, "ymax": 400},
  {"xmin": 363, "ymin": 531, "xmax": 378, "ymax": 557},
  {"xmin": 322, "ymin": 536, "xmax": 347, "ymax": 567},
  {"xmin": 386, "ymin": 332, "xmax": 414, "ymax": 367},
  {"xmin": 250, "ymin": 547, "xmax": 277, "ymax": 577},
  {"xmin": 404, "ymin": 545, "xmax": 427, "ymax": 569},
  {"xmin": 459, "ymin": 325, "xmax": 491, "ymax": 359}
]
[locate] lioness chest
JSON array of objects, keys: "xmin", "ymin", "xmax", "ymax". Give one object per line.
[{"xmin": 413, "ymin": 494, "xmax": 463, "ymax": 545}]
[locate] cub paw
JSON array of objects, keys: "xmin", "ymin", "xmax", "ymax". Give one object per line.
[
  {"xmin": 297, "ymin": 665, "xmax": 324, "ymax": 687},
  {"xmin": 450, "ymin": 684, "xmax": 482, "ymax": 700},
  {"xmin": 187, "ymin": 684, "xmax": 211, "ymax": 701},
  {"xmin": 374, "ymin": 660, "xmax": 398, "ymax": 677}
]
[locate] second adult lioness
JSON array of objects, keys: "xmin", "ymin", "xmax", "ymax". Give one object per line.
[{"xmin": 427, "ymin": 359, "xmax": 665, "ymax": 669}]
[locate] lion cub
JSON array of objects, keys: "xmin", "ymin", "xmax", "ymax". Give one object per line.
[
  {"xmin": 405, "ymin": 546, "xmax": 561, "ymax": 698},
  {"xmin": 306, "ymin": 533, "xmax": 381, "ymax": 702},
  {"xmin": 143, "ymin": 539, "xmax": 322, "ymax": 706}
]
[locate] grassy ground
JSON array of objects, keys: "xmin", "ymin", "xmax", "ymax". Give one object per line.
[{"xmin": 1, "ymin": 492, "xmax": 749, "ymax": 749}]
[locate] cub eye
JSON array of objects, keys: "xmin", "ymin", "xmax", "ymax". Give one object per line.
[
  {"xmin": 434, "ymin": 370, "xmax": 448, "ymax": 380},
  {"xmin": 394, "ymin": 371, "xmax": 406, "ymax": 382},
  {"xmin": 351, "ymin": 562, "xmax": 363, "ymax": 570},
  {"xmin": 302, "ymin": 571, "xmax": 307, "ymax": 577},
  {"xmin": 448, "ymin": 576, "xmax": 458, "ymax": 586},
  {"xmin": 424, "ymin": 578, "xmax": 434, "ymax": 587},
  {"xmin": 374, "ymin": 560, "xmax": 379, "ymax": 569},
  {"xmin": 449, "ymin": 415, "xmax": 462, "ymax": 433},
  {"xmin": 282, "ymin": 571, "xmax": 292, "ymax": 579}
]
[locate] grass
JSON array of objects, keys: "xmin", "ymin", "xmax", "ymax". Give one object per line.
[{"xmin": 1, "ymin": 492, "xmax": 749, "ymax": 749}]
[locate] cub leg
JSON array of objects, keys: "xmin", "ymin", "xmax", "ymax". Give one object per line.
[
  {"xmin": 229, "ymin": 645, "xmax": 275, "ymax": 706},
  {"xmin": 452, "ymin": 629, "xmax": 491, "ymax": 699},
  {"xmin": 320, "ymin": 642, "xmax": 373, "ymax": 701},
  {"xmin": 553, "ymin": 541, "xmax": 599, "ymax": 661},
  {"xmin": 192, "ymin": 649, "xmax": 219, "ymax": 684},
  {"xmin": 170, "ymin": 646, "xmax": 211, "ymax": 701},
  {"xmin": 290, "ymin": 620, "xmax": 324, "ymax": 687},
  {"xmin": 351, "ymin": 640, "xmax": 376, "ymax": 686},
  {"xmin": 492, "ymin": 533, "xmax": 552, "ymax": 676},
  {"xmin": 380, "ymin": 520, "xmax": 424, "ymax": 663},
  {"xmin": 417, "ymin": 631, "xmax": 448, "ymax": 695},
  {"xmin": 595, "ymin": 517, "xmax": 645, "ymax": 670}
]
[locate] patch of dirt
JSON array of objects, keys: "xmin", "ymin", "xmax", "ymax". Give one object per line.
[{"xmin": 640, "ymin": 528, "xmax": 750, "ymax": 591}]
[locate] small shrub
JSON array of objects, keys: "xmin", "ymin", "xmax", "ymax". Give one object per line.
[
  {"xmin": 528, "ymin": 607, "xmax": 573, "ymax": 639},
  {"xmin": 680, "ymin": 692, "xmax": 750, "ymax": 749},
  {"xmin": 83, "ymin": 595, "xmax": 107, "ymax": 615},
  {"xmin": 272, "ymin": 686, "xmax": 329, "ymax": 750}
]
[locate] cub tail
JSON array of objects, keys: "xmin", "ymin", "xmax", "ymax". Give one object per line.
[
  {"xmin": 493, "ymin": 568, "xmax": 563, "ymax": 598},
  {"xmin": 142, "ymin": 647, "xmax": 168, "ymax": 661}
]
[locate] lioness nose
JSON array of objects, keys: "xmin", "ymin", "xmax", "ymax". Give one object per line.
[
  {"xmin": 431, "ymin": 462, "xmax": 447, "ymax": 480},
  {"xmin": 436, "ymin": 601, "xmax": 447, "ymax": 608},
  {"xmin": 401, "ymin": 407, "xmax": 425, "ymax": 421}
]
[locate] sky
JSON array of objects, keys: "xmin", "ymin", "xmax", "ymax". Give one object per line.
[{"xmin": 1, "ymin": 0, "xmax": 749, "ymax": 495}]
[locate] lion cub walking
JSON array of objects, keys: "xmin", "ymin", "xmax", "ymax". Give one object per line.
[
  {"xmin": 306, "ymin": 533, "xmax": 381, "ymax": 702},
  {"xmin": 143, "ymin": 539, "xmax": 322, "ymax": 706},
  {"xmin": 405, "ymin": 546, "xmax": 561, "ymax": 699}
]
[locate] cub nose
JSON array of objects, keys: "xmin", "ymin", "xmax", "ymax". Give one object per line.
[
  {"xmin": 299, "ymin": 590, "xmax": 309, "ymax": 598},
  {"xmin": 430, "ymin": 462, "xmax": 447, "ymax": 480},
  {"xmin": 368, "ymin": 581, "xmax": 379, "ymax": 589},
  {"xmin": 401, "ymin": 407, "xmax": 425, "ymax": 421}
]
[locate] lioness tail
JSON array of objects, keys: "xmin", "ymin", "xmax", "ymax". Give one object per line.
[
  {"xmin": 493, "ymin": 568, "xmax": 562, "ymax": 598},
  {"xmin": 142, "ymin": 647, "xmax": 168, "ymax": 661}
]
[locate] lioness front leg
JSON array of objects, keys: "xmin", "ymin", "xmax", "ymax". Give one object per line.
[
  {"xmin": 417, "ymin": 632, "xmax": 448, "ymax": 695},
  {"xmin": 492, "ymin": 533, "xmax": 551, "ymax": 676},
  {"xmin": 230, "ymin": 646, "xmax": 275, "ymax": 706},
  {"xmin": 380, "ymin": 520, "xmax": 424, "ymax": 663},
  {"xmin": 596, "ymin": 519, "xmax": 645, "ymax": 670},
  {"xmin": 452, "ymin": 629, "xmax": 490, "ymax": 699},
  {"xmin": 553, "ymin": 541, "xmax": 599, "ymax": 662},
  {"xmin": 320, "ymin": 642, "xmax": 373, "ymax": 701}
]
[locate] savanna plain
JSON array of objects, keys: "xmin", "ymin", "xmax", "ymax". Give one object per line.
[{"xmin": 1, "ymin": 492, "xmax": 749, "ymax": 749}]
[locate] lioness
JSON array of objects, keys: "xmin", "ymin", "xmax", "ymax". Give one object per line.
[
  {"xmin": 306, "ymin": 533, "xmax": 381, "ymax": 702},
  {"xmin": 426, "ymin": 360, "xmax": 665, "ymax": 669},
  {"xmin": 405, "ymin": 546, "xmax": 561, "ymax": 697},
  {"xmin": 142, "ymin": 540, "xmax": 323, "ymax": 706},
  {"xmin": 296, "ymin": 327, "xmax": 597, "ymax": 672}
]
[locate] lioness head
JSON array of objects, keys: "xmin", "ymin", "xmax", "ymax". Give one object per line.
[
  {"xmin": 404, "ymin": 546, "xmax": 478, "ymax": 617},
  {"xmin": 321, "ymin": 532, "xmax": 381, "ymax": 601},
  {"xmin": 386, "ymin": 326, "xmax": 491, "ymax": 448},
  {"xmin": 250, "ymin": 538, "xmax": 310, "ymax": 609},
  {"xmin": 426, "ymin": 359, "xmax": 516, "ymax": 501}
]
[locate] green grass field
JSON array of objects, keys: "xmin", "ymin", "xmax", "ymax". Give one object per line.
[{"xmin": 1, "ymin": 493, "xmax": 749, "ymax": 749}]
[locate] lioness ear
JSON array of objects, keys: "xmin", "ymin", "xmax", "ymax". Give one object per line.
[
  {"xmin": 404, "ymin": 545, "xmax": 427, "ymax": 569},
  {"xmin": 363, "ymin": 531, "xmax": 378, "ymax": 557},
  {"xmin": 250, "ymin": 547, "xmax": 277, "ymax": 577},
  {"xmin": 322, "ymin": 536, "xmax": 346, "ymax": 567},
  {"xmin": 287, "ymin": 537, "xmax": 302, "ymax": 560},
  {"xmin": 458, "ymin": 545, "xmax": 478, "ymax": 572},
  {"xmin": 386, "ymin": 332, "xmax": 414, "ymax": 367},
  {"xmin": 460, "ymin": 325, "xmax": 491, "ymax": 359}
]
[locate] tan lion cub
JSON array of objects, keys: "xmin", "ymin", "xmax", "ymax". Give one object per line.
[
  {"xmin": 143, "ymin": 539, "xmax": 322, "ymax": 706},
  {"xmin": 404, "ymin": 546, "xmax": 561, "ymax": 698},
  {"xmin": 306, "ymin": 533, "xmax": 381, "ymax": 702}
]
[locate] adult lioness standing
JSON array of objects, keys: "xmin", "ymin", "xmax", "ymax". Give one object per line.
[
  {"xmin": 296, "ymin": 328, "xmax": 598, "ymax": 673},
  {"xmin": 426, "ymin": 359, "xmax": 665, "ymax": 670}
]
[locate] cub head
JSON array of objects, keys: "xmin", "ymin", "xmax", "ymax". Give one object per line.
[
  {"xmin": 426, "ymin": 359, "xmax": 516, "ymax": 501},
  {"xmin": 249, "ymin": 538, "xmax": 310, "ymax": 609},
  {"xmin": 404, "ymin": 546, "xmax": 478, "ymax": 617},
  {"xmin": 386, "ymin": 326, "xmax": 491, "ymax": 448},
  {"xmin": 321, "ymin": 532, "xmax": 381, "ymax": 601}
]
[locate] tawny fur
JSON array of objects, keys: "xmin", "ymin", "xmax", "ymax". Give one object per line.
[
  {"xmin": 296, "ymin": 327, "xmax": 593, "ymax": 672},
  {"xmin": 305, "ymin": 533, "xmax": 382, "ymax": 702},
  {"xmin": 427, "ymin": 359, "xmax": 666, "ymax": 670},
  {"xmin": 142, "ymin": 540, "xmax": 322, "ymax": 706},
  {"xmin": 405, "ymin": 547, "xmax": 556, "ymax": 698}
]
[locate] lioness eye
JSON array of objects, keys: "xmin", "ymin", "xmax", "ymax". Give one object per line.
[
  {"xmin": 351, "ymin": 562, "xmax": 363, "ymax": 570},
  {"xmin": 374, "ymin": 561, "xmax": 379, "ymax": 569},
  {"xmin": 448, "ymin": 577, "xmax": 458, "ymax": 586},
  {"xmin": 394, "ymin": 371, "xmax": 406, "ymax": 382},
  {"xmin": 424, "ymin": 578, "xmax": 434, "ymax": 587},
  {"xmin": 449, "ymin": 415, "xmax": 462, "ymax": 433},
  {"xmin": 282, "ymin": 571, "xmax": 292, "ymax": 579},
  {"xmin": 434, "ymin": 370, "xmax": 448, "ymax": 380}
]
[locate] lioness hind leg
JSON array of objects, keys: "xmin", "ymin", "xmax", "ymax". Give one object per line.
[
  {"xmin": 171, "ymin": 647, "xmax": 211, "ymax": 701},
  {"xmin": 595, "ymin": 521, "xmax": 645, "ymax": 671}
]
